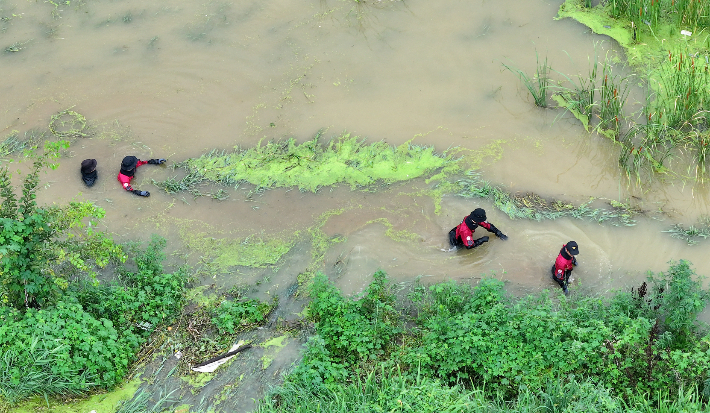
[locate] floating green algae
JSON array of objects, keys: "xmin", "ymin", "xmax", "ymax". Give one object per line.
[
  {"xmin": 141, "ymin": 214, "xmax": 296, "ymax": 274},
  {"xmin": 10, "ymin": 378, "xmax": 141, "ymax": 413},
  {"xmin": 662, "ymin": 217, "xmax": 710, "ymax": 245},
  {"xmin": 174, "ymin": 132, "xmax": 449, "ymax": 193},
  {"xmin": 48, "ymin": 108, "xmax": 89, "ymax": 139},
  {"xmin": 557, "ymin": 0, "xmax": 710, "ymax": 69},
  {"xmin": 297, "ymin": 208, "xmax": 348, "ymax": 291},
  {"xmin": 366, "ymin": 217, "xmax": 421, "ymax": 243}
]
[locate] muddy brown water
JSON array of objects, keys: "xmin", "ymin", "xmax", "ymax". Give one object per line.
[{"xmin": 2, "ymin": 0, "xmax": 710, "ymax": 411}]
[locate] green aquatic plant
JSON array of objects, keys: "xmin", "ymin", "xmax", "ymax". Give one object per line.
[
  {"xmin": 452, "ymin": 170, "xmax": 639, "ymax": 226},
  {"xmin": 0, "ymin": 130, "xmax": 46, "ymax": 158},
  {"xmin": 556, "ymin": 1, "xmax": 710, "ymax": 183},
  {"xmin": 662, "ymin": 218, "xmax": 710, "ymax": 245},
  {"xmin": 503, "ymin": 52, "xmax": 550, "ymax": 108},
  {"xmin": 169, "ymin": 132, "xmax": 449, "ymax": 193},
  {"xmin": 48, "ymin": 108, "xmax": 89, "ymax": 139},
  {"xmin": 297, "ymin": 209, "xmax": 347, "ymax": 291},
  {"xmin": 653, "ymin": 49, "xmax": 710, "ymax": 130},
  {"xmin": 597, "ymin": 64, "xmax": 631, "ymax": 139},
  {"xmin": 552, "ymin": 54, "xmax": 599, "ymax": 131}
]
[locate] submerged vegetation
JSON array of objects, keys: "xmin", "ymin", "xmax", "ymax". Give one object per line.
[
  {"xmin": 445, "ymin": 170, "xmax": 640, "ymax": 226},
  {"xmin": 156, "ymin": 131, "xmax": 449, "ymax": 194},
  {"xmin": 257, "ymin": 262, "xmax": 710, "ymax": 412}
]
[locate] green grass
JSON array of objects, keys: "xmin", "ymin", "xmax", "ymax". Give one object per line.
[
  {"xmin": 0, "ymin": 340, "xmax": 89, "ymax": 405},
  {"xmin": 503, "ymin": 52, "xmax": 550, "ymax": 108}
]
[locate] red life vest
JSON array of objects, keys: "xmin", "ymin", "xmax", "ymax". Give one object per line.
[
  {"xmin": 455, "ymin": 218, "xmax": 491, "ymax": 248},
  {"xmin": 553, "ymin": 245, "xmax": 574, "ymax": 281}
]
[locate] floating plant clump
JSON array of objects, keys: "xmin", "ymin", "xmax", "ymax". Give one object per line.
[
  {"xmin": 166, "ymin": 132, "xmax": 450, "ymax": 193},
  {"xmin": 451, "ymin": 171, "xmax": 640, "ymax": 226}
]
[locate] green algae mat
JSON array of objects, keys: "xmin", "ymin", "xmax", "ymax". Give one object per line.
[{"xmin": 174, "ymin": 133, "xmax": 449, "ymax": 192}]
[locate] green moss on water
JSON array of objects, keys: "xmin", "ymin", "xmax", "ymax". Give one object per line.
[
  {"xmin": 181, "ymin": 372, "xmax": 215, "ymax": 389},
  {"xmin": 9, "ymin": 378, "xmax": 141, "ymax": 413},
  {"xmin": 175, "ymin": 132, "xmax": 449, "ymax": 192},
  {"xmin": 142, "ymin": 215, "xmax": 296, "ymax": 274},
  {"xmin": 557, "ymin": 0, "xmax": 710, "ymax": 70},
  {"xmin": 261, "ymin": 335, "xmax": 288, "ymax": 349},
  {"xmin": 366, "ymin": 218, "xmax": 421, "ymax": 243},
  {"xmin": 297, "ymin": 209, "xmax": 348, "ymax": 291},
  {"xmin": 186, "ymin": 285, "xmax": 219, "ymax": 307},
  {"xmin": 424, "ymin": 140, "xmax": 508, "ymax": 214}
]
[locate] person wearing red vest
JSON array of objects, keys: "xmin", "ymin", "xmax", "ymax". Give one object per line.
[
  {"xmin": 551, "ymin": 241, "xmax": 579, "ymax": 294},
  {"xmin": 117, "ymin": 155, "xmax": 166, "ymax": 197},
  {"xmin": 448, "ymin": 208, "xmax": 508, "ymax": 249}
]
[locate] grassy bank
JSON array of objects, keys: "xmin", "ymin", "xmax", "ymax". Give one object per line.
[{"xmin": 256, "ymin": 261, "xmax": 710, "ymax": 412}]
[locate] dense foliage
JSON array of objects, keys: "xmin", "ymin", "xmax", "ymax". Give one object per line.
[
  {"xmin": 262, "ymin": 262, "xmax": 710, "ymax": 411},
  {"xmin": 0, "ymin": 150, "xmax": 188, "ymax": 405},
  {"xmin": 211, "ymin": 298, "xmax": 274, "ymax": 334},
  {"xmin": 0, "ymin": 142, "xmax": 123, "ymax": 309},
  {"xmin": 257, "ymin": 368, "xmax": 710, "ymax": 413},
  {"xmin": 408, "ymin": 262, "xmax": 710, "ymax": 397},
  {"xmin": 0, "ymin": 235, "xmax": 186, "ymax": 404},
  {"xmin": 290, "ymin": 271, "xmax": 401, "ymax": 386}
]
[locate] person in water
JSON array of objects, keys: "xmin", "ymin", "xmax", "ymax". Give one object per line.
[
  {"xmin": 551, "ymin": 241, "xmax": 579, "ymax": 294},
  {"xmin": 449, "ymin": 208, "xmax": 508, "ymax": 249},
  {"xmin": 117, "ymin": 156, "xmax": 166, "ymax": 197},
  {"xmin": 80, "ymin": 159, "xmax": 97, "ymax": 187}
]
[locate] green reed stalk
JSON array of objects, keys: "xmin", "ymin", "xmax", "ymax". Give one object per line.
[
  {"xmin": 597, "ymin": 64, "xmax": 630, "ymax": 139},
  {"xmin": 656, "ymin": 50, "xmax": 710, "ymax": 129},
  {"xmin": 503, "ymin": 52, "xmax": 549, "ymax": 108},
  {"xmin": 674, "ymin": 0, "xmax": 709, "ymax": 30},
  {"xmin": 689, "ymin": 130, "xmax": 710, "ymax": 181},
  {"xmin": 552, "ymin": 55, "xmax": 598, "ymax": 131}
]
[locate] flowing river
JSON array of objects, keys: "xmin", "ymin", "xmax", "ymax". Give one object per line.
[{"xmin": 2, "ymin": 0, "xmax": 709, "ymax": 411}]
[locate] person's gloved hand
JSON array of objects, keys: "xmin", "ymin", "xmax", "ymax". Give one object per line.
[
  {"xmin": 573, "ymin": 257, "xmax": 578, "ymax": 266},
  {"xmin": 473, "ymin": 236, "xmax": 489, "ymax": 248},
  {"xmin": 148, "ymin": 159, "xmax": 167, "ymax": 165},
  {"xmin": 157, "ymin": 158, "xmax": 166, "ymax": 164},
  {"xmin": 496, "ymin": 230, "xmax": 508, "ymax": 240},
  {"xmin": 132, "ymin": 189, "xmax": 150, "ymax": 197}
]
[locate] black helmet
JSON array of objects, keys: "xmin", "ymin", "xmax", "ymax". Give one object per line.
[
  {"xmin": 470, "ymin": 208, "xmax": 487, "ymax": 223},
  {"xmin": 80, "ymin": 158, "xmax": 96, "ymax": 174},
  {"xmin": 121, "ymin": 156, "xmax": 138, "ymax": 170}
]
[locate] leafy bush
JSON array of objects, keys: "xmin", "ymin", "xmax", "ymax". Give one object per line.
[
  {"xmin": 211, "ymin": 298, "xmax": 273, "ymax": 334},
  {"xmin": 0, "ymin": 300, "xmax": 133, "ymax": 397},
  {"xmin": 0, "ymin": 235, "xmax": 187, "ymax": 405},
  {"xmin": 0, "ymin": 338, "xmax": 88, "ymax": 404},
  {"xmin": 406, "ymin": 261, "xmax": 710, "ymax": 397},
  {"xmin": 260, "ymin": 367, "xmax": 710, "ymax": 413},
  {"xmin": 77, "ymin": 235, "xmax": 187, "ymax": 336},
  {"xmin": 0, "ymin": 142, "xmax": 124, "ymax": 309},
  {"xmin": 307, "ymin": 271, "xmax": 402, "ymax": 368}
]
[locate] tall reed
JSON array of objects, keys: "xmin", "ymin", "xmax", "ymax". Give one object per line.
[
  {"xmin": 654, "ymin": 49, "xmax": 710, "ymax": 130},
  {"xmin": 598, "ymin": 64, "xmax": 631, "ymax": 139},
  {"xmin": 553, "ymin": 55, "xmax": 598, "ymax": 130},
  {"xmin": 674, "ymin": 0, "xmax": 710, "ymax": 30},
  {"xmin": 503, "ymin": 52, "xmax": 550, "ymax": 108}
]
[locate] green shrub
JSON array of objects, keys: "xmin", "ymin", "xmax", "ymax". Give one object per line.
[
  {"xmin": 77, "ymin": 235, "xmax": 187, "ymax": 336},
  {"xmin": 406, "ymin": 261, "xmax": 710, "ymax": 397},
  {"xmin": 0, "ymin": 300, "xmax": 133, "ymax": 397},
  {"xmin": 307, "ymin": 271, "xmax": 402, "ymax": 368},
  {"xmin": 0, "ymin": 235, "xmax": 187, "ymax": 405},
  {"xmin": 211, "ymin": 298, "xmax": 273, "ymax": 334},
  {"xmin": 0, "ymin": 141, "xmax": 123, "ymax": 309}
]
